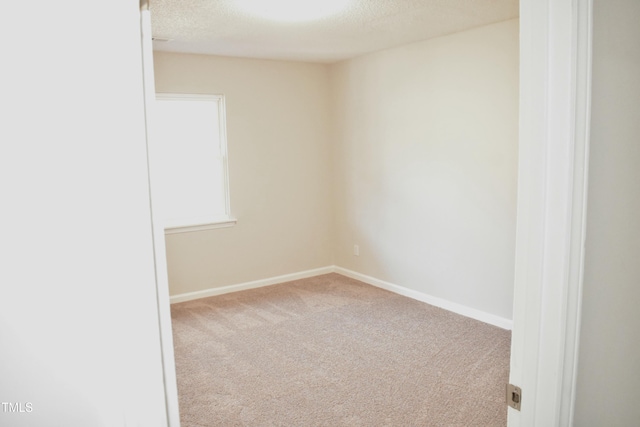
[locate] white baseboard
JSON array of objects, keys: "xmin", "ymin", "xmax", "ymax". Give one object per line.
[
  {"xmin": 170, "ymin": 266, "xmax": 334, "ymax": 304},
  {"xmin": 333, "ymin": 267, "xmax": 513, "ymax": 330},
  {"xmin": 170, "ymin": 265, "xmax": 513, "ymax": 330}
]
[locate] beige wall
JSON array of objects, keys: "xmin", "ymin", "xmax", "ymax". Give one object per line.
[
  {"xmin": 153, "ymin": 53, "xmax": 335, "ymax": 295},
  {"xmin": 575, "ymin": 0, "xmax": 640, "ymax": 424},
  {"xmin": 330, "ymin": 19, "xmax": 519, "ymax": 319},
  {"xmin": 154, "ymin": 20, "xmax": 519, "ymax": 323}
]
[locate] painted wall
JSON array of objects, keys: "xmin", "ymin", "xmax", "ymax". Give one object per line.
[
  {"xmin": 330, "ymin": 19, "xmax": 519, "ymax": 319},
  {"xmin": 153, "ymin": 53, "xmax": 334, "ymax": 295},
  {"xmin": 0, "ymin": 1, "xmax": 167, "ymax": 426},
  {"xmin": 574, "ymin": 0, "xmax": 640, "ymax": 424}
]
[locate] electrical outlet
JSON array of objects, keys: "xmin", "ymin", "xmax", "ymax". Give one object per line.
[{"xmin": 354, "ymin": 244, "xmax": 360, "ymax": 256}]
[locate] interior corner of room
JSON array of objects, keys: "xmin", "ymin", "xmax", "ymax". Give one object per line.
[{"xmin": 152, "ymin": 18, "xmax": 520, "ymax": 330}]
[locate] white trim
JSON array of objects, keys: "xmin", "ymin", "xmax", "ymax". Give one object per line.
[
  {"xmin": 334, "ymin": 267, "xmax": 513, "ymax": 330},
  {"xmin": 156, "ymin": 92, "xmax": 223, "ymax": 101},
  {"xmin": 170, "ymin": 265, "xmax": 513, "ymax": 330},
  {"xmin": 164, "ymin": 217, "xmax": 237, "ymax": 235},
  {"xmin": 218, "ymin": 95, "xmax": 231, "ymax": 219},
  {"xmin": 170, "ymin": 266, "xmax": 334, "ymax": 304},
  {"xmin": 559, "ymin": 1, "xmax": 592, "ymax": 425},
  {"xmin": 508, "ymin": 1, "xmax": 592, "ymax": 426},
  {"xmin": 139, "ymin": 4, "xmax": 180, "ymax": 426}
]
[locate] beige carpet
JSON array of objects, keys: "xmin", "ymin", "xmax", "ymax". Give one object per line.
[{"xmin": 171, "ymin": 273, "xmax": 510, "ymax": 426}]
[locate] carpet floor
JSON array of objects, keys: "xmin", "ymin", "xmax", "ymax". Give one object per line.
[{"xmin": 170, "ymin": 273, "xmax": 511, "ymax": 426}]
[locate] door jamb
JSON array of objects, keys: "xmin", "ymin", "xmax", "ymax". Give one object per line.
[
  {"xmin": 140, "ymin": 1, "xmax": 181, "ymax": 425},
  {"xmin": 508, "ymin": 0, "xmax": 592, "ymax": 425}
]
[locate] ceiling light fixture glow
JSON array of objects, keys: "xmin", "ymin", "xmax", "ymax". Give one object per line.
[{"xmin": 236, "ymin": 0, "xmax": 351, "ymax": 22}]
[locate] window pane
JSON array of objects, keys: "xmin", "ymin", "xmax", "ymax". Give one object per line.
[{"xmin": 154, "ymin": 96, "xmax": 228, "ymax": 227}]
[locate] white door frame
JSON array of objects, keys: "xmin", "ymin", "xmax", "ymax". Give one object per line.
[
  {"xmin": 140, "ymin": 1, "xmax": 181, "ymax": 425},
  {"xmin": 509, "ymin": 0, "xmax": 592, "ymax": 426}
]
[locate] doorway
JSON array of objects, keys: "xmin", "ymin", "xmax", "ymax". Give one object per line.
[{"xmin": 140, "ymin": 1, "xmax": 592, "ymax": 426}]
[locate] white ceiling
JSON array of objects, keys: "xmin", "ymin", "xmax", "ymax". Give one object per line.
[{"xmin": 150, "ymin": 0, "xmax": 519, "ymax": 64}]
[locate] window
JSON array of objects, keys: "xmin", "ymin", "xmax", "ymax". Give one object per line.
[{"xmin": 153, "ymin": 93, "xmax": 234, "ymax": 234}]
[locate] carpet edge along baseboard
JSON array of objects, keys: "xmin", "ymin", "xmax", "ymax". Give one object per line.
[{"xmin": 169, "ymin": 265, "xmax": 513, "ymax": 330}]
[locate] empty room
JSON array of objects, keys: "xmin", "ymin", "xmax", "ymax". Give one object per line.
[
  {"xmin": 149, "ymin": 0, "xmax": 518, "ymax": 425},
  {"xmin": 5, "ymin": 1, "xmax": 639, "ymax": 426}
]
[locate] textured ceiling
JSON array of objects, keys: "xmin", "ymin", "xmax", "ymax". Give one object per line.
[{"xmin": 150, "ymin": 0, "xmax": 519, "ymax": 63}]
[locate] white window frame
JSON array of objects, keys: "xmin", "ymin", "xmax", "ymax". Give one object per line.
[{"xmin": 155, "ymin": 93, "xmax": 235, "ymax": 234}]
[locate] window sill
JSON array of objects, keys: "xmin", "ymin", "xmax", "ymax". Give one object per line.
[{"xmin": 164, "ymin": 218, "xmax": 237, "ymax": 235}]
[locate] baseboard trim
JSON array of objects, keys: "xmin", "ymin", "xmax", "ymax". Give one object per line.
[
  {"xmin": 333, "ymin": 267, "xmax": 513, "ymax": 330},
  {"xmin": 170, "ymin": 266, "xmax": 334, "ymax": 304},
  {"xmin": 170, "ymin": 265, "xmax": 513, "ymax": 330}
]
